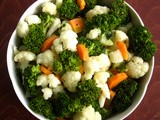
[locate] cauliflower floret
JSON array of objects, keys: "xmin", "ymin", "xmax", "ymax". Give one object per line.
[
  {"xmin": 83, "ymin": 54, "xmax": 111, "ymax": 80},
  {"xmin": 53, "ymin": 84, "xmax": 64, "ymax": 96},
  {"xmin": 16, "ymin": 20, "xmax": 29, "ymax": 38},
  {"xmin": 109, "ymin": 49, "xmax": 124, "ymax": 63},
  {"xmin": 73, "ymin": 105, "xmax": 101, "ymax": 120},
  {"xmin": 48, "ymin": 74, "xmax": 61, "ymax": 88},
  {"xmin": 86, "ymin": 28, "xmax": 101, "ymax": 39},
  {"xmin": 14, "ymin": 51, "xmax": 36, "ymax": 71},
  {"xmin": 47, "ymin": 18, "xmax": 61, "ymax": 37},
  {"xmin": 55, "ymin": 0, "xmax": 63, "ymax": 8},
  {"xmin": 94, "ymin": 71, "xmax": 110, "ymax": 107},
  {"xmin": 126, "ymin": 56, "xmax": 149, "ymax": 79},
  {"xmin": 25, "ymin": 15, "xmax": 41, "ymax": 25},
  {"xmin": 86, "ymin": 5, "xmax": 110, "ymax": 21},
  {"xmin": 94, "ymin": 71, "xmax": 110, "ymax": 84},
  {"xmin": 37, "ymin": 50, "xmax": 55, "ymax": 69},
  {"xmin": 52, "ymin": 38, "xmax": 64, "ymax": 54},
  {"xmin": 92, "ymin": 53, "xmax": 111, "ymax": 71},
  {"xmin": 83, "ymin": 58, "xmax": 100, "ymax": 80},
  {"xmin": 60, "ymin": 30, "xmax": 78, "ymax": 52},
  {"xmin": 52, "ymin": 30, "xmax": 78, "ymax": 54},
  {"xmin": 36, "ymin": 74, "xmax": 48, "ymax": 87},
  {"xmin": 36, "ymin": 73, "xmax": 61, "ymax": 88},
  {"xmin": 42, "ymin": 2, "xmax": 57, "ymax": 15},
  {"xmin": 62, "ymin": 71, "xmax": 81, "ymax": 92},
  {"xmin": 41, "ymin": 87, "xmax": 53, "ymax": 100},
  {"xmin": 114, "ymin": 30, "xmax": 129, "ymax": 47},
  {"xmin": 61, "ymin": 21, "xmax": 72, "ymax": 32}
]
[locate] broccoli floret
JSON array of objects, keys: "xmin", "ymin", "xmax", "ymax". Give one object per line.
[
  {"xmin": 110, "ymin": 79, "xmax": 138, "ymax": 113},
  {"xmin": 59, "ymin": 0, "xmax": 80, "ymax": 19},
  {"xmin": 91, "ymin": 0, "xmax": 128, "ymax": 33},
  {"xmin": 23, "ymin": 64, "xmax": 41, "ymax": 96},
  {"xmin": 23, "ymin": 13, "xmax": 54, "ymax": 54},
  {"xmin": 128, "ymin": 25, "xmax": 157, "ymax": 61},
  {"xmin": 52, "ymin": 79, "xmax": 101, "ymax": 118},
  {"xmin": 53, "ymin": 50, "xmax": 82, "ymax": 74},
  {"xmin": 29, "ymin": 96, "xmax": 56, "ymax": 120},
  {"xmin": 78, "ymin": 36, "xmax": 104, "ymax": 56},
  {"xmin": 76, "ymin": 79, "xmax": 101, "ymax": 106},
  {"xmin": 52, "ymin": 92, "xmax": 82, "ymax": 118}
]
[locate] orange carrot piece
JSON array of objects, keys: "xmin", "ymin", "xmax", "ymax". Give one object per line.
[
  {"xmin": 116, "ymin": 41, "xmax": 128, "ymax": 60},
  {"xmin": 77, "ymin": 0, "xmax": 86, "ymax": 10},
  {"xmin": 41, "ymin": 35, "xmax": 58, "ymax": 52},
  {"xmin": 77, "ymin": 44, "xmax": 89, "ymax": 61},
  {"xmin": 40, "ymin": 65, "xmax": 52, "ymax": 75},
  {"xmin": 107, "ymin": 72, "xmax": 128, "ymax": 89},
  {"xmin": 80, "ymin": 65, "xmax": 85, "ymax": 74},
  {"xmin": 69, "ymin": 18, "xmax": 84, "ymax": 33},
  {"xmin": 104, "ymin": 90, "xmax": 116, "ymax": 108}
]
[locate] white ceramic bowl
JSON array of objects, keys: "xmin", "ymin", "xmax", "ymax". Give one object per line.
[{"xmin": 7, "ymin": 0, "xmax": 154, "ymax": 120}]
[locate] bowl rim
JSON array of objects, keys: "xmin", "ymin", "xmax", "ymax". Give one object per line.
[{"xmin": 6, "ymin": 0, "xmax": 155, "ymax": 120}]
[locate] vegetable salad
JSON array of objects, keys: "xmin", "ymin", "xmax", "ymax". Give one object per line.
[{"xmin": 14, "ymin": 0, "xmax": 156, "ymax": 120}]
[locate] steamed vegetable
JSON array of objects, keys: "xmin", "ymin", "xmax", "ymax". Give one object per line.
[
  {"xmin": 127, "ymin": 25, "xmax": 157, "ymax": 61},
  {"xmin": 23, "ymin": 13, "xmax": 54, "ymax": 54}
]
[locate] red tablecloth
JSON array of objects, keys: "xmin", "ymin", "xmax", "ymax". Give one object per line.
[{"xmin": 0, "ymin": 0, "xmax": 159, "ymax": 119}]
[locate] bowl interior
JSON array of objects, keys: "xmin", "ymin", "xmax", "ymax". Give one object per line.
[{"xmin": 7, "ymin": 0, "xmax": 154, "ymax": 120}]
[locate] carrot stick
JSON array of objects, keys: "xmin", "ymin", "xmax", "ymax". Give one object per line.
[
  {"xmin": 107, "ymin": 72, "xmax": 128, "ymax": 89},
  {"xmin": 40, "ymin": 65, "xmax": 52, "ymax": 75},
  {"xmin": 80, "ymin": 65, "xmax": 85, "ymax": 74},
  {"xmin": 116, "ymin": 41, "xmax": 128, "ymax": 60},
  {"xmin": 69, "ymin": 17, "xmax": 84, "ymax": 33},
  {"xmin": 77, "ymin": 44, "xmax": 89, "ymax": 61},
  {"xmin": 104, "ymin": 90, "xmax": 116, "ymax": 108},
  {"xmin": 41, "ymin": 35, "xmax": 58, "ymax": 52},
  {"xmin": 77, "ymin": 0, "xmax": 86, "ymax": 10}
]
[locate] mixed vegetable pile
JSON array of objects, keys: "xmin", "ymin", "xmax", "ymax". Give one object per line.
[{"xmin": 14, "ymin": 0, "xmax": 157, "ymax": 119}]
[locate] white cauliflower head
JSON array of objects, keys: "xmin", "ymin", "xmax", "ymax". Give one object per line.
[
  {"xmin": 61, "ymin": 21, "xmax": 73, "ymax": 32},
  {"xmin": 52, "ymin": 38, "xmax": 64, "ymax": 54},
  {"xmin": 62, "ymin": 71, "xmax": 81, "ymax": 92},
  {"xmin": 94, "ymin": 71, "xmax": 110, "ymax": 84},
  {"xmin": 83, "ymin": 58, "xmax": 100, "ymax": 80},
  {"xmin": 41, "ymin": 87, "xmax": 53, "ymax": 100},
  {"xmin": 109, "ymin": 49, "xmax": 124, "ymax": 63},
  {"xmin": 83, "ymin": 54, "xmax": 111, "ymax": 80},
  {"xmin": 37, "ymin": 50, "xmax": 55, "ymax": 69},
  {"xmin": 42, "ymin": 2, "xmax": 57, "ymax": 15},
  {"xmin": 14, "ymin": 51, "xmax": 36, "ymax": 71},
  {"xmin": 60, "ymin": 30, "xmax": 78, "ymax": 52},
  {"xmin": 53, "ymin": 84, "xmax": 64, "ymax": 96},
  {"xmin": 92, "ymin": 53, "xmax": 111, "ymax": 71},
  {"xmin": 25, "ymin": 15, "xmax": 41, "ymax": 25},
  {"xmin": 55, "ymin": 0, "xmax": 63, "ymax": 8},
  {"xmin": 86, "ymin": 28, "xmax": 101, "ymax": 39},
  {"xmin": 86, "ymin": 5, "xmax": 110, "ymax": 21},
  {"xmin": 73, "ymin": 105, "xmax": 101, "ymax": 120},
  {"xmin": 47, "ymin": 74, "xmax": 61, "ymax": 88},
  {"xmin": 36, "ymin": 74, "xmax": 48, "ymax": 87},
  {"xmin": 126, "ymin": 56, "xmax": 149, "ymax": 79},
  {"xmin": 16, "ymin": 20, "xmax": 29, "ymax": 38},
  {"xmin": 47, "ymin": 18, "xmax": 61, "ymax": 37},
  {"xmin": 36, "ymin": 74, "xmax": 61, "ymax": 88}
]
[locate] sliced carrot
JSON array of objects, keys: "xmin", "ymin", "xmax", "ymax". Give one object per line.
[
  {"xmin": 104, "ymin": 90, "xmax": 116, "ymax": 108},
  {"xmin": 77, "ymin": 0, "xmax": 86, "ymax": 10},
  {"xmin": 77, "ymin": 44, "xmax": 89, "ymax": 61},
  {"xmin": 69, "ymin": 17, "xmax": 84, "ymax": 33},
  {"xmin": 41, "ymin": 35, "xmax": 58, "ymax": 52},
  {"xmin": 116, "ymin": 41, "xmax": 128, "ymax": 60},
  {"xmin": 55, "ymin": 74, "xmax": 61, "ymax": 81},
  {"xmin": 40, "ymin": 65, "xmax": 52, "ymax": 75},
  {"xmin": 80, "ymin": 65, "xmax": 85, "ymax": 74},
  {"xmin": 107, "ymin": 72, "xmax": 128, "ymax": 89}
]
